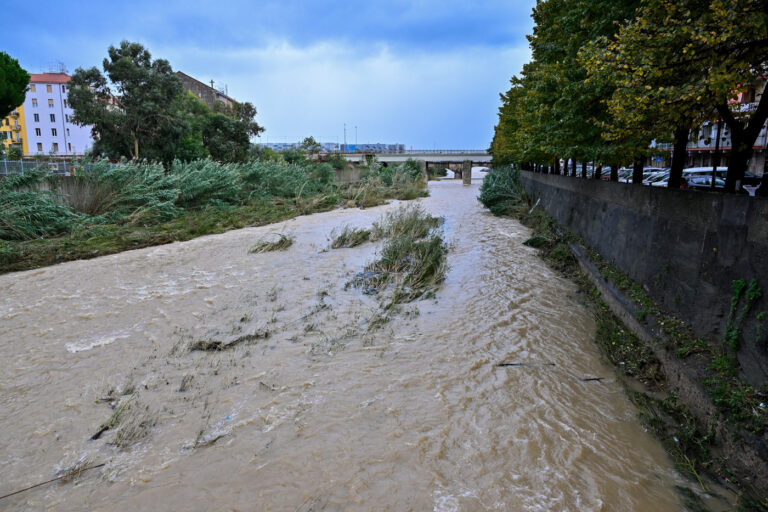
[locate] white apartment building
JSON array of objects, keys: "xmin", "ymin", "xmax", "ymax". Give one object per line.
[{"xmin": 23, "ymin": 73, "xmax": 93, "ymax": 156}]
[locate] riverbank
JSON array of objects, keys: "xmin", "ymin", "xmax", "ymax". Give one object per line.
[
  {"xmin": 479, "ymin": 166, "xmax": 767, "ymax": 510},
  {"xmin": 0, "ymin": 159, "xmax": 427, "ymax": 274}
]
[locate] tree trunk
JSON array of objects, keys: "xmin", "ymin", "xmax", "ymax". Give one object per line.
[
  {"xmin": 132, "ymin": 130, "xmax": 140, "ymax": 160},
  {"xmin": 668, "ymin": 126, "xmax": 689, "ymax": 189},
  {"xmin": 594, "ymin": 164, "xmax": 603, "ymax": 180},
  {"xmin": 632, "ymin": 158, "xmax": 644, "ymax": 185},
  {"xmin": 581, "ymin": 161, "xmax": 587, "ymax": 179},
  {"xmin": 718, "ymin": 90, "xmax": 768, "ymax": 192},
  {"xmin": 554, "ymin": 158, "xmax": 560, "ymax": 175},
  {"xmin": 610, "ymin": 164, "xmax": 618, "ymax": 181},
  {"xmin": 725, "ymin": 132, "xmax": 750, "ymax": 193}
]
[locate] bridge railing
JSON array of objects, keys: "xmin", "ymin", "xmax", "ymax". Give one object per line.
[{"xmin": 337, "ymin": 149, "xmax": 489, "ymax": 155}]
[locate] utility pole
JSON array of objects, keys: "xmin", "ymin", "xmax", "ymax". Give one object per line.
[
  {"xmin": 343, "ymin": 123, "xmax": 347, "ymax": 153},
  {"xmin": 355, "ymin": 125, "xmax": 358, "ymax": 151}
]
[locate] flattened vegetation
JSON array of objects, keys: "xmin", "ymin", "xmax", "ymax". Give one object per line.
[
  {"xmin": 249, "ymin": 233, "xmax": 294, "ymax": 253},
  {"xmin": 352, "ymin": 205, "xmax": 448, "ymax": 305},
  {"xmin": 330, "ymin": 225, "xmax": 371, "ymax": 249}
]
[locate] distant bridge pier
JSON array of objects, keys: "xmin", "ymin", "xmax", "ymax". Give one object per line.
[{"xmin": 462, "ymin": 160, "xmax": 472, "ymax": 185}]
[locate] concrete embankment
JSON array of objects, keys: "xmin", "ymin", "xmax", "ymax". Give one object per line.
[
  {"xmin": 520, "ymin": 171, "xmax": 768, "ymax": 385},
  {"xmin": 519, "ymin": 170, "xmax": 768, "ymax": 500}
]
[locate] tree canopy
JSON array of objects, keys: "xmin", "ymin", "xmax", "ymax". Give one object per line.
[
  {"xmin": 492, "ymin": 0, "xmax": 768, "ymax": 190},
  {"xmin": 69, "ymin": 41, "xmax": 262, "ymax": 163},
  {"xmin": 0, "ymin": 52, "xmax": 29, "ymax": 119}
]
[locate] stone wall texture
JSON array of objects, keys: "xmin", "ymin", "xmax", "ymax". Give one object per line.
[{"xmin": 520, "ymin": 171, "xmax": 768, "ymax": 385}]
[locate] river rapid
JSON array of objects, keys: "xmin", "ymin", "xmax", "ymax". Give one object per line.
[{"xmin": 0, "ymin": 178, "xmax": 691, "ymax": 510}]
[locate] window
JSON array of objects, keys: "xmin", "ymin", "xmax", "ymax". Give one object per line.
[
  {"xmin": 3, "ymin": 119, "xmax": 7, "ymax": 126},
  {"xmin": 48, "ymin": 99, "xmax": 54, "ymax": 108},
  {"xmin": 29, "ymin": 84, "xmax": 36, "ymax": 92},
  {"xmin": 32, "ymin": 99, "xmax": 38, "ymax": 107},
  {"xmin": 68, "ymin": 143, "xmax": 71, "ymax": 152},
  {"xmin": 37, "ymin": 142, "xmax": 43, "ymax": 152},
  {"xmin": 52, "ymin": 143, "xmax": 59, "ymax": 153},
  {"xmin": 51, "ymin": 128, "xmax": 57, "ymax": 136},
  {"xmin": 50, "ymin": 114, "xmax": 55, "ymax": 122},
  {"xmin": 62, "ymin": 85, "xmax": 67, "ymax": 93},
  {"xmin": 63, "ymin": 99, "xmax": 68, "ymax": 108},
  {"xmin": 46, "ymin": 84, "xmax": 52, "ymax": 93},
  {"xmin": 35, "ymin": 128, "xmax": 41, "ymax": 136},
  {"xmin": 33, "ymin": 113, "xmax": 39, "ymax": 122},
  {"xmin": 66, "ymin": 128, "xmax": 70, "ymax": 136}
]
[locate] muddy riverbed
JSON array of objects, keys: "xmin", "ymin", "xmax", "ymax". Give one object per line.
[{"xmin": 1, "ymin": 178, "xmax": 693, "ymax": 510}]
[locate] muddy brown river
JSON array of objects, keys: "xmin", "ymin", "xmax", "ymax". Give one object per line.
[{"xmin": 1, "ymin": 178, "xmax": 693, "ymax": 510}]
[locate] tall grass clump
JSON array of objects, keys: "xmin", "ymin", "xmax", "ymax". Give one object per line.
[
  {"xmin": 354, "ymin": 205, "xmax": 447, "ymax": 304},
  {"xmin": 478, "ymin": 166, "xmax": 524, "ymax": 216},
  {"xmin": 170, "ymin": 159, "xmax": 241, "ymax": 209},
  {"xmin": 371, "ymin": 204, "xmax": 439, "ymax": 240},
  {"xmin": 81, "ymin": 160, "xmax": 180, "ymax": 224},
  {"xmin": 330, "ymin": 225, "xmax": 371, "ymax": 248},
  {"xmin": 0, "ymin": 170, "xmax": 78, "ymax": 240}
]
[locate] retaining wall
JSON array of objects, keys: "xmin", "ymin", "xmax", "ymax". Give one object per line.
[{"xmin": 520, "ymin": 171, "xmax": 768, "ymax": 385}]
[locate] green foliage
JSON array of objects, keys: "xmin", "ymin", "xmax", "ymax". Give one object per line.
[
  {"xmin": 69, "ymin": 41, "xmax": 184, "ymax": 161},
  {"xmin": 478, "ymin": 166, "xmax": 524, "ymax": 216},
  {"xmin": 170, "ymin": 159, "xmax": 241, "ymax": 209},
  {"xmin": 330, "ymin": 226, "xmax": 371, "ymax": 249},
  {"xmin": 300, "ymin": 136, "xmax": 321, "ymax": 155},
  {"xmin": 7, "ymin": 146, "xmax": 22, "ymax": 160},
  {"xmin": 324, "ymin": 152, "xmax": 348, "ymax": 171},
  {"xmin": 281, "ymin": 148, "xmax": 306, "ymax": 165},
  {"xmin": 355, "ymin": 205, "xmax": 447, "ymax": 304},
  {"xmin": 69, "ymin": 41, "xmax": 262, "ymax": 164},
  {"xmin": 0, "ymin": 170, "xmax": 78, "ymax": 240},
  {"xmin": 0, "ymin": 52, "xmax": 29, "ymax": 119}
]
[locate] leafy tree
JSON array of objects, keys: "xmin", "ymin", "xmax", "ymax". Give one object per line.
[
  {"xmin": 213, "ymin": 100, "xmax": 264, "ymax": 138},
  {"xmin": 300, "ymin": 136, "xmax": 321, "ymax": 156},
  {"xmin": 586, "ymin": 0, "xmax": 768, "ymax": 191},
  {"xmin": 491, "ymin": 0, "xmax": 641, "ymax": 175},
  {"xmin": 68, "ymin": 41, "xmax": 184, "ymax": 160},
  {"xmin": 203, "ymin": 113, "xmax": 250, "ymax": 163},
  {"xmin": 0, "ymin": 52, "xmax": 29, "ymax": 119}
]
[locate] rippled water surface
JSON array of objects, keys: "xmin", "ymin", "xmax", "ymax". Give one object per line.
[{"xmin": 0, "ymin": 178, "xmax": 689, "ymax": 510}]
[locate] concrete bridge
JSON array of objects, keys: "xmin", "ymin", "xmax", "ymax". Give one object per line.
[{"xmin": 341, "ymin": 150, "xmax": 491, "ymax": 181}]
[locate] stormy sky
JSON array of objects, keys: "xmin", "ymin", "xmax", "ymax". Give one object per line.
[{"xmin": 7, "ymin": 0, "xmax": 535, "ymax": 148}]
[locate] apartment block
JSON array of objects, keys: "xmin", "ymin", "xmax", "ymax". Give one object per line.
[
  {"xmin": 23, "ymin": 73, "xmax": 93, "ymax": 156},
  {"xmin": 0, "ymin": 105, "xmax": 28, "ymax": 155}
]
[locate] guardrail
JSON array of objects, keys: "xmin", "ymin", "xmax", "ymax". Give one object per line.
[{"xmin": 338, "ymin": 149, "xmax": 489, "ymax": 155}]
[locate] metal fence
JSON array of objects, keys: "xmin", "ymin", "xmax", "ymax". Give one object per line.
[{"xmin": 0, "ymin": 160, "xmax": 108, "ymax": 176}]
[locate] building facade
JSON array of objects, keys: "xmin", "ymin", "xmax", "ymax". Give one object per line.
[
  {"xmin": 22, "ymin": 73, "xmax": 93, "ymax": 156},
  {"xmin": 0, "ymin": 105, "xmax": 28, "ymax": 155},
  {"xmin": 177, "ymin": 71, "xmax": 235, "ymax": 110}
]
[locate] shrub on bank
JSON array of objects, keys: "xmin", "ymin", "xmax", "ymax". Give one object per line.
[{"xmin": 478, "ymin": 166, "xmax": 524, "ymax": 216}]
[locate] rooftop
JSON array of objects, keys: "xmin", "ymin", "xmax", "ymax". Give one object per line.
[{"xmin": 30, "ymin": 73, "xmax": 71, "ymax": 84}]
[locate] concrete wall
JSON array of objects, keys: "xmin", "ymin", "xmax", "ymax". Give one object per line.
[{"xmin": 520, "ymin": 171, "xmax": 768, "ymax": 384}]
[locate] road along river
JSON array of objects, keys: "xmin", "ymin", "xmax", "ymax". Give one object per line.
[{"xmin": 0, "ymin": 178, "xmax": 691, "ymax": 510}]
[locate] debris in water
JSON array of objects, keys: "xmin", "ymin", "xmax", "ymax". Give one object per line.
[
  {"xmin": 249, "ymin": 233, "xmax": 294, "ymax": 253},
  {"xmin": 497, "ymin": 362, "xmax": 556, "ymax": 367},
  {"xmin": 178, "ymin": 375, "xmax": 194, "ymax": 392},
  {"xmin": 581, "ymin": 377, "xmax": 604, "ymax": 382},
  {"xmin": 190, "ymin": 330, "xmax": 270, "ymax": 352}
]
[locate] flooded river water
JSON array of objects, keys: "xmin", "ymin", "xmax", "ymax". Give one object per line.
[{"xmin": 1, "ymin": 178, "xmax": 691, "ymax": 510}]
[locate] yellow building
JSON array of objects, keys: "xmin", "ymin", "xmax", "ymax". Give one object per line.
[{"xmin": 0, "ymin": 104, "xmax": 28, "ymax": 156}]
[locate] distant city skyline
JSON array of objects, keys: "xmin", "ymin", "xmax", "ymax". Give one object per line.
[{"xmin": 6, "ymin": 1, "xmax": 536, "ymax": 149}]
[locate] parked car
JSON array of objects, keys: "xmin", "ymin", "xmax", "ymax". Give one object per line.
[
  {"xmin": 643, "ymin": 170, "xmax": 670, "ymax": 186},
  {"xmin": 682, "ymin": 175, "xmax": 725, "ymax": 190}
]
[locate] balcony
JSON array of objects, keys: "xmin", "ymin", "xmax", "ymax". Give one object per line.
[{"xmin": 12, "ymin": 124, "xmax": 21, "ymax": 131}]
